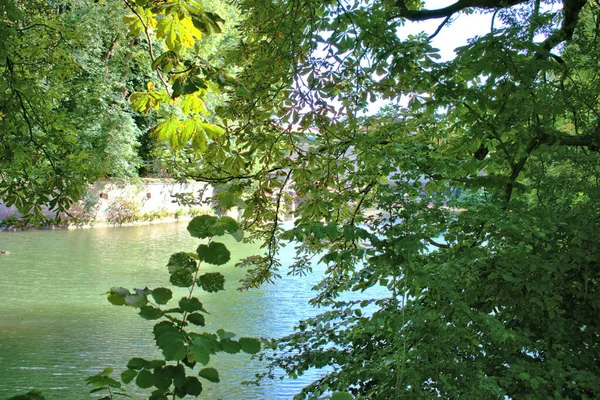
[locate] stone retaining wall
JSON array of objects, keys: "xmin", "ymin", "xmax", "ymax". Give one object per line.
[{"xmin": 0, "ymin": 179, "xmax": 212, "ymax": 222}]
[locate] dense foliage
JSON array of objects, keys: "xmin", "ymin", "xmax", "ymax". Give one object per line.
[
  {"xmin": 96, "ymin": 215, "xmax": 260, "ymax": 400},
  {"xmin": 3, "ymin": 0, "xmax": 600, "ymax": 398},
  {"xmin": 0, "ymin": 0, "xmax": 145, "ymax": 217},
  {"xmin": 192, "ymin": 0, "xmax": 600, "ymax": 398},
  {"xmin": 0, "ymin": 0, "xmax": 240, "ymax": 218}
]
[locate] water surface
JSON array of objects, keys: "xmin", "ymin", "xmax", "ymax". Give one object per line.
[{"xmin": 0, "ymin": 222, "xmax": 325, "ymax": 399}]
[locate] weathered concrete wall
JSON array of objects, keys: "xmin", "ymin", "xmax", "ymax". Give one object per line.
[
  {"xmin": 92, "ymin": 179, "xmax": 211, "ymax": 219},
  {"xmin": 0, "ymin": 179, "xmax": 212, "ymax": 222}
]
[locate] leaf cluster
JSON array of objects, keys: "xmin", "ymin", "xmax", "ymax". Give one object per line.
[{"xmin": 101, "ymin": 215, "xmax": 260, "ymax": 399}]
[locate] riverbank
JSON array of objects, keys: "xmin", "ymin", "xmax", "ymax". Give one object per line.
[
  {"xmin": 0, "ymin": 178, "xmax": 216, "ymax": 232},
  {"xmin": 0, "ymin": 215, "xmax": 197, "ymax": 232}
]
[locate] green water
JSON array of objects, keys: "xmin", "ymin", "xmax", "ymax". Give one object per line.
[{"xmin": 0, "ymin": 222, "xmax": 322, "ymax": 399}]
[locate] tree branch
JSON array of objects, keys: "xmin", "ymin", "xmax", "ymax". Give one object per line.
[
  {"xmin": 188, "ymin": 167, "xmax": 284, "ymax": 183},
  {"xmin": 540, "ymin": 0, "xmax": 587, "ymax": 52},
  {"xmin": 428, "ymin": 16, "xmax": 452, "ymax": 40},
  {"xmin": 395, "ymin": 0, "xmax": 528, "ymax": 21},
  {"xmin": 504, "ymin": 138, "xmax": 540, "ymax": 207},
  {"xmin": 427, "ymin": 238, "xmax": 450, "ymax": 248}
]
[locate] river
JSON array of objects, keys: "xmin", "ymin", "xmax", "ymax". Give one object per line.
[{"xmin": 0, "ymin": 222, "xmax": 330, "ymax": 399}]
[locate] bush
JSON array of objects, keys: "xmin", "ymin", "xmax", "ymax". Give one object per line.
[
  {"xmin": 105, "ymin": 197, "xmax": 142, "ymax": 225},
  {"xmin": 142, "ymin": 208, "xmax": 171, "ymax": 221}
]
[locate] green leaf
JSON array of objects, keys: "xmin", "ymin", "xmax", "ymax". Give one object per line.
[
  {"xmin": 153, "ymin": 367, "xmax": 172, "ymax": 390},
  {"xmin": 188, "ymin": 345, "xmax": 210, "ymax": 365},
  {"xmin": 162, "ymin": 341, "xmax": 187, "ymax": 362},
  {"xmin": 153, "ymin": 116, "xmax": 180, "ymax": 142},
  {"xmin": 121, "ymin": 369, "xmax": 138, "ymax": 384},
  {"xmin": 530, "ymin": 377, "xmax": 540, "ymax": 390},
  {"xmin": 179, "ymin": 297, "xmax": 207, "ymax": 313},
  {"xmin": 167, "ymin": 252, "xmax": 197, "ymax": 273},
  {"xmin": 184, "ymin": 377, "xmax": 203, "ymax": 396},
  {"xmin": 148, "ymin": 360, "xmax": 166, "ymax": 369},
  {"xmin": 200, "ymin": 122, "xmax": 225, "ymax": 139},
  {"xmin": 239, "ymin": 337, "xmax": 261, "ymax": 354},
  {"xmin": 107, "ymin": 293, "xmax": 126, "ymax": 306},
  {"xmin": 187, "ymin": 215, "xmax": 220, "ymax": 238},
  {"xmin": 148, "ymin": 389, "xmax": 168, "ymax": 400},
  {"xmin": 331, "ymin": 392, "xmax": 353, "ymax": 400},
  {"xmin": 230, "ymin": 229, "xmax": 244, "ymax": 242},
  {"xmin": 187, "ymin": 312, "xmax": 206, "ymax": 326},
  {"xmin": 107, "ymin": 287, "xmax": 131, "ymax": 305},
  {"xmin": 110, "ymin": 287, "xmax": 131, "ymax": 296},
  {"xmin": 135, "ymin": 369, "xmax": 155, "ymax": 389},
  {"xmin": 151, "ymin": 288, "xmax": 173, "ymax": 305},
  {"xmin": 151, "ymin": 50, "xmax": 180, "ymax": 72},
  {"xmin": 154, "ymin": 322, "xmax": 187, "ymax": 361},
  {"xmin": 219, "ymin": 216, "xmax": 240, "ymax": 233},
  {"xmin": 127, "ymin": 358, "xmax": 150, "ymax": 370},
  {"xmin": 181, "ymin": 95, "xmax": 209, "ymax": 115},
  {"xmin": 129, "ymin": 92, "xmax": 153, "ymax": 113},
  {"xmin": 216, "ymin": 329, "xmax": 236, "ymax": 340},
  {"xmin": 220, "ymin": 339, "xmax": 241, "ymax": 354},
  {"xmin": 166, "ymin": 253, "xmax": 197, "ymax": 287},
  {"xmin": 196, "ymin": 272, "xmax": 225, "ymax": 292},
  {"xmin": 169, "ymin": 365, "xmax": 186, "ymax": 388},
  {"xmin": 139, "ymin": 305, "xmax": 164, "ymax": 320},
  {"xmin": 198, "ymin": 367, "xmax": 220, "ymax": 383},
  {"xmin": 196, "ymin": 242, "xmax": 231, "ymax": 265},
  {"xmin": 169, "ymin": 269, "xmax": 194, "ymax": 287},
  {"xmin": 219, "ymin": 191, "xmax": 236, "ymax": 209},
  {"xmin": 518, "ymin": 372, "xmax": 531, "ymax": 380}
]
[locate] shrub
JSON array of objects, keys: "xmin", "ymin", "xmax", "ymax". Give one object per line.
[{"xmin": 105, "ymin": 197, "xmax": 142, "ymax": 225}]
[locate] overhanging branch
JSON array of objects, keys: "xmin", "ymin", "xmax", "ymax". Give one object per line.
[
  {"xmin": 540, "ymin": 0, "xmax": 587, "ymax": 51},
  {"xmin": 188, "ymin": 166, "xmax": 284, "ymax": 183},
  {"xmin": 395, "ymin": 0, "xmax": 528, "ymax": 21},
  {"xmin": 396, "ymin": 0, "xmax": 589, "ymax": 55}
]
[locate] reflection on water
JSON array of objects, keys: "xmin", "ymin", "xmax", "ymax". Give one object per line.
[{"xmin": 0, "ymin": 223, "xmax": 328, "ymax": 399}]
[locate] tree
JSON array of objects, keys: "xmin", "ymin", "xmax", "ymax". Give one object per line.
[
  {"xmin": 186, "ymin": 0, "xmax": 600, "ymax": 398},
  {"xmin": 3, "ymin": 0, "xmax": 600, "ymax": 397},
  {"xmin": 0, "ymin": 0, "xmax": 151, "ymax": 218},
  {"xmin": 0, "ymin": 0, "xmax": 240, "ymax": 218},
  {"xmin": 0, "ymin": 0, "xmax": 104, "ymax": 217}
]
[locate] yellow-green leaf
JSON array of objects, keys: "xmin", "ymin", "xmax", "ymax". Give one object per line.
[
  {"xmin": 200, "ymin": 122, "xmax": 225, "ymax": 139},
  {"xmin": 153, "ymin": 116, "xmax": 180, "ymax": 142}
]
